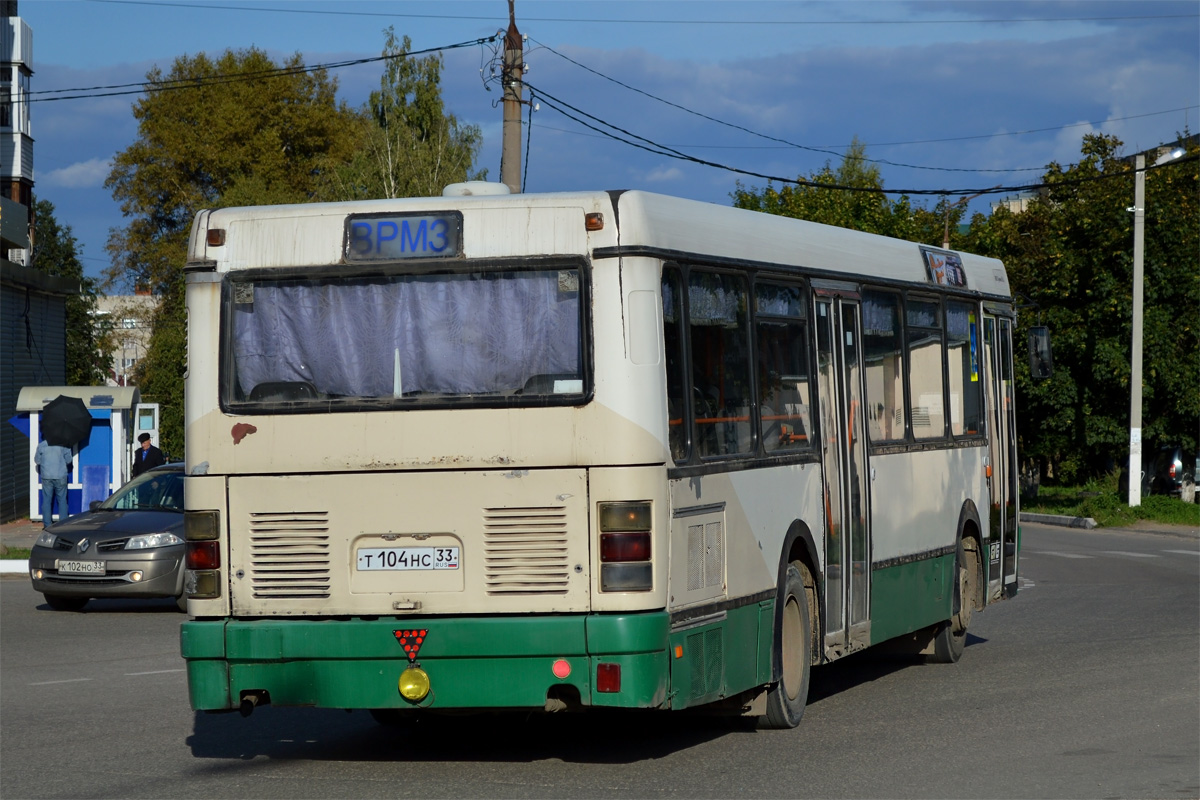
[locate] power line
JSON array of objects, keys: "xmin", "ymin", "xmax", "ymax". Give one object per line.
[
  {"xmin": 17, "ymin": 38, "xmax": 497, "ymax": 105},
  {"xmin": 527, "ymin": 81, "xmax": 1198, "ymax": 198},
  {"xmin": 531, "ymin": 39, "xmax": 1041, "ymax": 175},
  {"xmin": 85, "ymin": 0, "xmax": 1199, "ymax": 26},
  {"xmin": 537, "ymin": 38, "xmax": 1200, "ymax": 155}
]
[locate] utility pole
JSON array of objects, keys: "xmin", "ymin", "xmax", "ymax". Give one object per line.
[{"xmin": 500, "ymin": 0, "xmax": 523, "ymax": 194}]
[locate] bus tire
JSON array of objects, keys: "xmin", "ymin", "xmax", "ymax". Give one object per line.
[
  {"xmin": 927, "ymin": 538, "xmax": 980, "ymax": 664},
  {"xmin": 762, "ymin": 562, "xmax": 811, "ymax": 729}
]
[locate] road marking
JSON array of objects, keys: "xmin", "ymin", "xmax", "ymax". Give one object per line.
[
  {"xmin": 30, "ymin": 678, "xmax": 93, "ymax": 686},
  {"xmin": 1101, "ymin": 550, "xmax": 1159, "ymax": 558},
  {"xmin": 1036, "ymin": 551, "xmax": 1093, "ymax": 559},
  {"xmin": 124, "ymin": 669, "xmax": 185, "ymax": 676},
  {"xmin": 1163, "ymin": 549, "xmax": 1200, "ymax": 556}
]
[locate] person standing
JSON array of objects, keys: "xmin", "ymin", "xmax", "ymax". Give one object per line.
[
  {"xmin": 131, "ymin": 433, "xmax": 166, "ymax": 477},
  {"xmin": 34, "ymin": 439, "xmax": 73, "ymax": 529}
]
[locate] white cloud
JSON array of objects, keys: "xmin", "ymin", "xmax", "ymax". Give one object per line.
[
  {"xmin": 41, "ymin": 158, "xmax": 111, "ymax": 189},
  {"xmin": 645, "ymin": 165, "xmax": 685, "ymax": 183}
]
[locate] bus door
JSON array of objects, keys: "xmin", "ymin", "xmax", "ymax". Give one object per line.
[
  {"xmin": 982, "ymin": 314, "xmax": 1019, "ymax": 599},
  {"xmin": 814, "ymin": 294, "xmax": 871, "ymax": 655}
]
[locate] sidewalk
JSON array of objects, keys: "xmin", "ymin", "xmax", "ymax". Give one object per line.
[{"xmin": 4, "ymin": 511, "xmax": 1195, "ymax": 575}]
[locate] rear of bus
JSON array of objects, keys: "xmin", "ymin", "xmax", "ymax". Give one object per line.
[{"xmin": 179, "ymin": 190, "xmax": 681, "ymax": 717}]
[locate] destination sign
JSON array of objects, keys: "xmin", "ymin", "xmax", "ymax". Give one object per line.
[{"xmin": 344, "ymin": 212, "xmax": 462, "ymax": 262}]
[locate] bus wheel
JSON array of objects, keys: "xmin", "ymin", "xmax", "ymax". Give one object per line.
[
  {"xmin": 928, "ymin": 539, "xmax": 979, "ymax": 664},
  {"xmin": 762, "ymin": 562, "xmax": 811, "ymax": 729}
]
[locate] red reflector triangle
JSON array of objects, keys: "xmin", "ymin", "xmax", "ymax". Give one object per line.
[{"xmin": 393, "ymin": 629, "xmax": 428, "ymax": 662}]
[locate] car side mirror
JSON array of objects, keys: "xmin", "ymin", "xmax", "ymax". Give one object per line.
[
  {"xmin": 1028, "ymin": 326, "xmax": 1053, "ymax": 380},
  {"xmin": 89, "ymin": 500, "xmax": 102, "ymax": 511}
]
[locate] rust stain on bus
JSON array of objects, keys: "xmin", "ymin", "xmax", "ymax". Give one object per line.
[{"xmin": 231, "ymin": 423, "xmax": 258, "ymax": 444}]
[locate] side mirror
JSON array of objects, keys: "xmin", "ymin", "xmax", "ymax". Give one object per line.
[
  {"xmin": 89, "ymin": 500, "xmax": 102, "ymax": 511},
  {"xmin": 1028, "ymin": 326, "xmax": 1053, "ymax": 379}
]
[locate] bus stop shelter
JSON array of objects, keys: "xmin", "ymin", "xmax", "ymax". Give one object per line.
[{"xmin": 11, "ymin": 386, "xmax": 153, "ymax": 523}]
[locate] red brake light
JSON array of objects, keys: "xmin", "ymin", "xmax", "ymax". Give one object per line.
[
  {"xmin": 186, "ymin": 541, "xmax": 221, "ymax": 570},
  {"xmin": 596, "ymin": 663, "xmax": 621, "ymax": 693},
  {"xmin": 600, "ymin": 531, "xmax": 650, "ymax": 562}
]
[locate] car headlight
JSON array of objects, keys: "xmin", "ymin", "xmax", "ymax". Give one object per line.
[
  {"xmin": 35, "ymin": 531, "xmax": 57, "ymax": 548},
  {"xmin": 125, "ymin": 533, "xmax": 185, "ymax": 550}
]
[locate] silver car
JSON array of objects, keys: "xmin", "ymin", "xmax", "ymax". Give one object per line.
[{"xmin": 29, "ymin": 464, "xmax": 186, "ymax": 611}]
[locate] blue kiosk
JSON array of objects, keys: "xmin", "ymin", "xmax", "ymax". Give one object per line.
[{"xmin": 13, "ymin": 386, "xmax": 159, "ymax": 524}]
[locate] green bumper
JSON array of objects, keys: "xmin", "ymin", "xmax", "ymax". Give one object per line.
[{"xmin": 182, "ymin": 613, "xmax": 674, "ymax": 712}]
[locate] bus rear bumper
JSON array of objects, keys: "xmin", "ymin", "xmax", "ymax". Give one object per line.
[{"xmin": 181, "ymin": 612, "xmax": 672, "ymax": 712}]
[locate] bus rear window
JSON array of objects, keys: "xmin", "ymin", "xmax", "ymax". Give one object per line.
[{"xmin": 223, "ymin": 267, "xmax": 585, "ymax": 410}]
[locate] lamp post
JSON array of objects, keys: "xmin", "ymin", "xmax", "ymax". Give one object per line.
[
  {"xmin": 1127, "ymin": 154, "xmax": 1145, "ymax": 507},
  {"xmin": 1127, "ymin": 146, "xmax": 1186, "ymax": 507}
]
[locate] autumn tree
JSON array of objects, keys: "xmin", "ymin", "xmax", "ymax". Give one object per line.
[
  {"xmin": 319, "ymin": 28, "xmax": 485, "ymax": 201},
  {"xmin": 105, "ymin": 47, "xmax": 361, "ymax": 455},
  {"xmin": 32, "ymin": 199, "xmax": 111, "ymax": 385}
]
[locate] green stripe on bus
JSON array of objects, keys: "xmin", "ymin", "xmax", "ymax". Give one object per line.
[{"xmin": 869, "ymin": 554, "xmax": 954, "ymax": 645}]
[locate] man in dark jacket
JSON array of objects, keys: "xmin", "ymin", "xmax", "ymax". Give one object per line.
[{"xmin": 131, "ymin": 433, "xmax": 166, "ymax": 477}]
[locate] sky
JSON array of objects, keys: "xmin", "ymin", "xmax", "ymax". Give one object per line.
[{"xmin": 14, "ymin": 0, "xmax": 1200, "ymax": 284}]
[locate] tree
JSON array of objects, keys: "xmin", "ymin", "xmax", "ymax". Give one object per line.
[
  {"xmin": 319, "ymin": 29, "xmax": 485, "ymax": 201},
  {"xmin": 965, "ymin": 133, "xmax": 1199, "ymax": 483},
  {"xmin": 32, "ymin": 199, "xmax": 112, "ymax": 385},
  {"xmin": 731, "ymin": 138, "xmax": 949, "ymax": 243},
  {"xmin": 105, "ymin": 47, "xmax": 362, "ymax": 455}
]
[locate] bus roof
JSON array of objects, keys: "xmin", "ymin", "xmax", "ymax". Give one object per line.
[{"xmin": 190, "ymin": 188, "xmax": 1009, "ymax": 298}]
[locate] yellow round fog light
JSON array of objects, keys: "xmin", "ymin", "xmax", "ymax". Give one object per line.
[{"xmin": 398, "ymin": 666, "xmax": 430, "ymax": 702}]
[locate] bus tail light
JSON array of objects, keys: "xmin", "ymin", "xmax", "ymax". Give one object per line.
[
  {"xmin": 596, "ymin": 663, "xmax": 621, "ymax": 693},
  {"xmin": 598, "ymin": 501, "xmax": 652, "ymax": 592},
  {"xmin": 186, "ymin": 541, "xmax": 220, "ymax": 570},
  {"xmin": 185, "ymin": 510, "xmax": 222, "ymax": 599}
]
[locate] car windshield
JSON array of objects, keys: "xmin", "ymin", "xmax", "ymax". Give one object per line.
[{"xmin": 101, "ymin": 470, "xmax": 184, "ymax": 511}]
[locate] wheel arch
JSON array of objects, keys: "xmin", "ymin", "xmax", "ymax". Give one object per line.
[
  {"xmin": 956, "ymin": 499, "xmax": 984, "ymax": 612},
  {"xmin": 773, "ymin": 519, "xmax": 822, "ymax": 674}
]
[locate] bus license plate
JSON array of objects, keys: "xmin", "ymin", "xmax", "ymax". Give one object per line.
[
  {"xmin": 58, "ymin": 560, "xmax": 105, "ymax": 575},
  {"xmin": 356, "ymin": 547, "xmax": 459, "ymax": 571}
]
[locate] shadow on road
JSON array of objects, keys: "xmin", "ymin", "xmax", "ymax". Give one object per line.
[{"xmin": 186, "ymin": 632, "xmax": 987, "ymax": 763}]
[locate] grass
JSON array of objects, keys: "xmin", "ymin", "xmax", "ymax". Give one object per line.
[
  {"xmin": 1024, "ymin": 473, "xmax": 1200, "ymax": 528},
  {"xmin": 0, "ymin": 545, "xmax": 31, "ymax": 560}
]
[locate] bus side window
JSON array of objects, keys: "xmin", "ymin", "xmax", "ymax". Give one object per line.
[
  {"xmin": 755, "ymin": 281, "xmax": 812, "ymax": 453},
  {"xmin": 862, "ymin": 290, "xmax": 906, "ymax": 442},
  {"xmin": 689, "ymin": 270, "xmax": 752, "ymax": 458},
  {"xmin": 662, "ymin": 267, "xmax": 689, "ymax": 463}
]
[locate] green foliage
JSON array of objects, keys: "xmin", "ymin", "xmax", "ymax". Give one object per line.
[
  {"xmin": 966, "ymin": 133, "xmax": 1199, "ymax": 482},
  {"xmin": 731, "ymin": 137, "xmax": 962, "ymax": 246},
  {"xmin": 32, "ymin": 199, "xmax": 112, "ymax": 385},
  {"xmin": 131, "ymin": 276, "xmax": 186, "ymax": 459},
  {"xmin": 105, "ymin": 47, "xmax": 366, "ymax": 449},
  {"xmin": 1025, "ymin": 485, "xmax": 1199, "ymax": 528},
  {"xmin": 318, "ymin": 29, "xmax": 485, "ymax": 201}
]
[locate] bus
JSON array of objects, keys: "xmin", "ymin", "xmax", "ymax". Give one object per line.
[{"xmin": 180, "ymin": 185, "xmax": 1024, "ymax": 728}]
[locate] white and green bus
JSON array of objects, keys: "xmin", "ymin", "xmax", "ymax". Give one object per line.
[{"xmin": 180, "ymin": 185, "xmax": 1023, "ymax": 728}]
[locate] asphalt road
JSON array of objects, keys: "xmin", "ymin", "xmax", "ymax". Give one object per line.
[{"xmin": 2, "ymin": 522, "xmax": 1196, "ymax": 799}]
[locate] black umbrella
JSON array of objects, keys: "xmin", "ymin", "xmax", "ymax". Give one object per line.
[{"xmin": 41, "ymin": 395, "xmax": 92, "ymax": 447}]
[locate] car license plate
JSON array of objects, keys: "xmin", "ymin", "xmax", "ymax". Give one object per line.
[
  {"xmin": 356, "ymin": 547, "xmax": 459, "ymax": 571},
  {"xmin": 58, "ymin": 560, "xmax": 105, "ymax": 575}
]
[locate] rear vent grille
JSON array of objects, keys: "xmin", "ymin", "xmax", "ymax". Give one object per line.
[
  {"xmin": 248, "ymin": 512, "xmax": 331, "ymax": 598},
  {"xmin": 483, "ymin": 506, "xmax": 570, "ymax": 595}
]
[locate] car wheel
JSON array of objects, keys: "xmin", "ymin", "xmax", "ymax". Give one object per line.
[{"xmin": 44, "ymin": 593, "xmax": 88, "ymax": 611}]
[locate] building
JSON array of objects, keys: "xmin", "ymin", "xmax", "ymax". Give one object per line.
[
  {"xmin": 2, "ymin": 0, "xmax": 34, "ymax": 264},
  {"xmin": 95, "ymin": 292, "xmax": 157, "ymax": 386}
]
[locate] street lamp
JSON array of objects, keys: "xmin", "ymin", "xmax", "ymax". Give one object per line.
[{"xmin": 1127, "ymin": 146, "xmax": 1186, "ymax": 506}]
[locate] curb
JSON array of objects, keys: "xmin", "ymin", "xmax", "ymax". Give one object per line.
[
  {"xmin": 1019, "ymin": 513, "xmax": 1098, "ymax": 529},
  {"xmin": 0, "ymin": 559, "xmax": 29, "ymax": 575}
]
